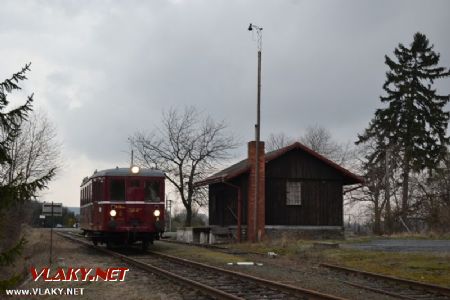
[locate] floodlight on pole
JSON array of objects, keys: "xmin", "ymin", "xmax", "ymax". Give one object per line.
[{"xmin": 248, "ymin": 23, "xmax": 263, "ymax": 52}]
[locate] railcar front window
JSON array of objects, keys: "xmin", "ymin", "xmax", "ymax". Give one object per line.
[
  {"xmin": 110, "ymin": 179, "xmax": 125, "ymax": 201},
  {"xmin": 145, "ymin": 181, "xmax": 160, "ymax": 202},
  {"xmin": 130, "ymin": 180, "xmax": 140, "ymax": 187}
]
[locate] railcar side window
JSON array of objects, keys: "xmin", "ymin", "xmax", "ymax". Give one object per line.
[
  {"xmin": 286, "ymin": 181, "xmax": 302, "ymax": 205},
  {"xmin": 110, "ymin": 179, "xmax": 125, "ymax": 201},
  {"xmin": 93, "ymin": 180, "xmax": 104, "ymax": 201},
  {"xmin": 145, "ymin": 181, "xmax": 160, "ymax": 202}
]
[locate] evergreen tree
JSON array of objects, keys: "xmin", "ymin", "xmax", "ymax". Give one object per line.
[
  {"xmin": 357, "ymin": 33, "xmax": 450, "ymax": 220},
  {"xmin": 0, "ymin": 64, "xmax": 55, "ymax": 290}
]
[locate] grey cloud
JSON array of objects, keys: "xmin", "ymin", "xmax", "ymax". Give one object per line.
[{"xmin": 1, "ymin": 0, "xmax": 450, "ymax": 201}]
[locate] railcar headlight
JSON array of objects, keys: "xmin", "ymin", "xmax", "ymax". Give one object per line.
[
  {"xmin": 153, "ymin": 209, "xmax": 160, "ymax": 217},
  {"xmin": 130, "ymin": 166, "xmax": 140, "ymax": 174},
  {"xmin": 109, "ymin": 209, "xmax": 117, "ymax": 217}
]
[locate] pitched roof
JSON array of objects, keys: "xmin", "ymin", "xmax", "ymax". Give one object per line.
[{"xmin": 195, "ymin": 142, "xmax": 363, "ymax": 186}]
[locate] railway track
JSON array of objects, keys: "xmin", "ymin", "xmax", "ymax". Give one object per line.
[
  {"xmin": 321, "ymin": 263, "xmax": 450, "ymax": 300},
  {"xmin": 161, "ymin": 238, "xmax": 450, "ymax": 300},
  {"xmin": 158, "ymin": 239, "xmax": 260, "ymax": 255},
  {"xmin": 57, "ymin": 232, "xmax": 343, "ymax": 300}
]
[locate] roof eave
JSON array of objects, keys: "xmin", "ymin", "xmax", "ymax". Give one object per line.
[{"xmin": 194, "ymin": 166, "xmax": 251, "ymax": 187}]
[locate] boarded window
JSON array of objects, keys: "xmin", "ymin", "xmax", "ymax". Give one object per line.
[
  {"xmin": 110, "ymin": 179, "xmax": 125, "ymax": 201},
  {"xmin": 286, "ymin": 181, "xmax": 302, "ymax": 205}
]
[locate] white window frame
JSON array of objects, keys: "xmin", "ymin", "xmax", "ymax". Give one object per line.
[{"xmin": 286, "ymin": 181, "xmax": 302, "ymax": 206}]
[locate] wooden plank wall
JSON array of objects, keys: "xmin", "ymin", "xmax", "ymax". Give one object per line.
[
  {"xmin": 265, "ymin": 149, "xmax": 344, "ymax": 226},
  {"xmin": 209, "ymin": 148, "xmax": 345, "ymax": 227},
  {"xmin": 208, "ymin": 175, "xmax": 248, "ymax": 226},
  {"xmin": 265, "ymin": 179, "xmax": 343, "ymax": 225}
]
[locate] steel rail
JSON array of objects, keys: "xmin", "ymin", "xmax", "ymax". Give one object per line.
[
  {"xmin": 341, "ymin": 280, "xmax": 416, "ymax": 299},
  {"xmin": 57, "ymin": 232, "xmax": 242, "ymax": 300},
  {"xmin": 147, "ymin": 250, "xmax": 345, "ymax": 300},
  {"xmin": 58, "ymin": 232, "xmax": 344, "ymax": 299},
  {"xmin": 321, "ymin": 263, "xmax": 450, "ymax": 298}
]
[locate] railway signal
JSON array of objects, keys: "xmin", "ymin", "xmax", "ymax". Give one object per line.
[{"xmin": 42, "ymin": 202, "xmax": 62, "ymax": 264}]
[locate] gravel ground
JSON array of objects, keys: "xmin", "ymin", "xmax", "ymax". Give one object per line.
[
  {"xmin": 9, "ymin": 229, "xmax": 419, "ymax": 300},
  {"xmin": 342, "ymin": 239, "xmax": 450, "ymax": 252},
  {"xmin": 223, "ymin": 253, "xmax": 398, "ymax": 300},
  {"xmin": 10, "ymin": 228, "xmax": 207, "ymax": 299},
  {"xmin": 152, "ymin": 241, "xmax": 399, "ymax": 300}
]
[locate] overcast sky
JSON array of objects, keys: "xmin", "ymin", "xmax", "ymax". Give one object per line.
[{"xmin": 1, "ymin": 0, "xmax": 449, "ymax": 208}]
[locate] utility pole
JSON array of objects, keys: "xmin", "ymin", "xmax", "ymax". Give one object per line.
[
  {"xmin": 385, "ymin": 148, "xmax": 392, "ymax": 234},
  {"xmin": 166, "ymin": 197, "xmax": 172, "ymax": 232},
  {"xmin": 50, "ymin": 201, "xmax": 53, "ymax": 265},
  {"xmin": 248, "ymin": 23, "xmax": 263, "ymax": 241}
]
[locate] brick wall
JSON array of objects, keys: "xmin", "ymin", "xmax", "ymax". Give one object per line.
[{"xmin": 247, "ymin": 141, "xmax": 265, "ymax": 242}]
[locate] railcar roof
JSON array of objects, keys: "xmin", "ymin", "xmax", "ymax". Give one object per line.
[{"xmin": 81, "ymin": 167, "xmax": 165, "ymax": 185}]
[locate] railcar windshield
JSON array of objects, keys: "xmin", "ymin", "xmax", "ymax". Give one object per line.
[
  {"xmin": 127, "ymin": 179, "xmax": 144, "ymax": 201},
  {"xmin": 110, "ymin": 179, "xmax": 126, "ymax": 201},
  {"xmin": 144, "ymin": 181, "xmax": 161, "ymax": 202}
]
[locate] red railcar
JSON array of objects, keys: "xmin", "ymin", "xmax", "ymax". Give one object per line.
[{"xmin": 80, "ymin": 167, "xmax": 165, "ymax": 249}]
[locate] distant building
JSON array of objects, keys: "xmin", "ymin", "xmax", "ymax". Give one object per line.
[{"xmin": 195, "ymin": 142, "xmax": 363, "ymax": 241}]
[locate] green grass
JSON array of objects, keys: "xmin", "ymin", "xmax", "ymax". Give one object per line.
[
  {"xmin": 224, "ymin": 237, "xmax": 450, "ymax": 287},
  {"xmin": 322, "ymin": 248, "xmax": 450, "ymax": 287},
  {"xmin": 154, "ymin": 237, "xmax": 450, "ymax": 287},
  {"xmin": 385, "ymin": 232, "xmax": 450, "ymax": 240},
  {"xmin": 343, "ymin": 232, "xmax": 450, "ymax": 242}
]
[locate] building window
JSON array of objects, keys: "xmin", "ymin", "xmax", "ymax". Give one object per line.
[{"xmin": 286, "ymin": 181, "xmax": 302, "ymax": 205}]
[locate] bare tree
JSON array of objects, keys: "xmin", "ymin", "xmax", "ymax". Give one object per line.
[
  {"xmin": 300, "ymin": 125, "xmax": 354, "ymax": 166},
  {"xmin": 265, "ymin": 132, "xmax": 294, "ymax": 152},
  {"xmin": 129, "ymin": 106, "xmax": 238, "ymax": 226},
  {"xmin": 1, "ymin": 110, "xmax": 61, "ymax": 187},
  {"xmin": 406, "ymin": 158, "xmax": 450, "ymax": 233},
  {"xmin": 267, "ymin": 125, "xmax": 354, "ymax": 167},
  {"xmin": 346, "ymin": 139, "xmax": 408, "ymax": 234},
  {"xmin": 347, "ymin": 143, "xmax": 386, "ymax": 234}
]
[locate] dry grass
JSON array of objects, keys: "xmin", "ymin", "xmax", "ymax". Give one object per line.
[
  {"xmin": 1, "ymin": 225, "xmax": 46, "ymax": 287},
  {"xmin": 15, "ymin": 228, "xmax": 191, "ymax": 299},
  {"xmin": 227, "ymin": 234, "xmax": 313, "ymax": 256},
  {"xmin": 152, "ymin": 242, "xmax": 245, "ymax": 265}
]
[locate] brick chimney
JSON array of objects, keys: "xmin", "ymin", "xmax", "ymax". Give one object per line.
[{"xmin": 247, "ymin": 141, "xmax": 265, "ymax": 242}]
